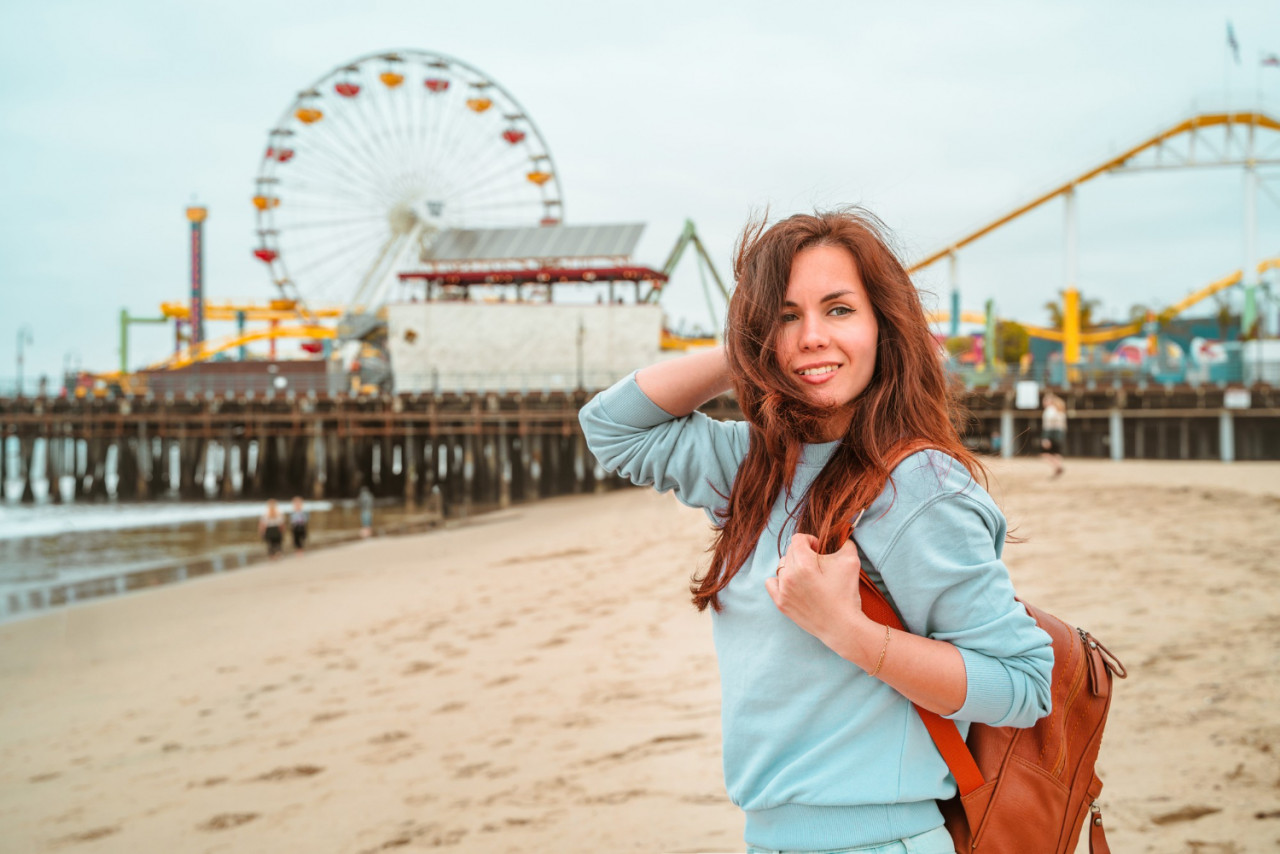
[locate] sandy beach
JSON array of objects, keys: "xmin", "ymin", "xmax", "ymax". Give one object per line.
[{"xmin": 1, "ymin": 457, "xmax": 1278, "ymax": 853}]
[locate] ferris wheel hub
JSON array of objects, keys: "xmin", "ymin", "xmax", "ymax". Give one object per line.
[{"xmin": 388, "ymin": 203, "xmax": 419, "ymax": 236}]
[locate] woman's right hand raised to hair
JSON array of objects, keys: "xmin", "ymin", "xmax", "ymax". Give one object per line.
[{"xmin": 635, "ymin": 345, "xmax": 733, "ymax": 417}]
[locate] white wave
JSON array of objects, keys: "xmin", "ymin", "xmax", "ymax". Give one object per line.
[{"xmin": 0, "ymin": 500, "xmax": 333, "ymax": 541}]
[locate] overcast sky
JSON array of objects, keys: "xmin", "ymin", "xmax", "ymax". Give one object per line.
[{"xmin": 2, "ymin": 0, "xmax": 1278, "ymax": 388}]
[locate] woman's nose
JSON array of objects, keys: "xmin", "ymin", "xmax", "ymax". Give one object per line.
[{"xmin": 798, "ymin": 316, "xmax": 827, "ymax": 350}]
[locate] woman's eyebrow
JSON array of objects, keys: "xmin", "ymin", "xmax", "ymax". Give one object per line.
[{"xmin": 782, "ymin": 289, "xmax": 857, "ymax": 307}]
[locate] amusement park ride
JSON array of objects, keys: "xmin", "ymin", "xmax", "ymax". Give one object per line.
[{"xmin": 98, "ymin": 49, "xmax": 1280, "ymax": 396}]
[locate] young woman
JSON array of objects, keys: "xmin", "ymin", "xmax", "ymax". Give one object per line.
[{"xmin": 580, "ymin": 210, "xmax": 1053, "ymax": 854}]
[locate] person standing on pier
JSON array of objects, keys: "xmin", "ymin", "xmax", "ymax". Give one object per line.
[
  {"xmin": 580, "ymin": 209, "xmax": 1052, "ymax": 854},
  {"xmin": 259, "ymin": 499, "xmax": 285, "ymax": 560},
  {"xmin": 290, "ymin": 496, "xmax": 309, "ymax": 553}
]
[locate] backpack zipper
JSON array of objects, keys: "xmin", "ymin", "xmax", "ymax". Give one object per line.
[{"xmin": 1050, "ymin": 629, "xmax": 1090, "ymax": 779}]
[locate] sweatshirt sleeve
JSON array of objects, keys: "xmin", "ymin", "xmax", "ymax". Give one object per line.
[
  {"xmin": 867, "ymin": 455, "xmax": 1053, "ymax": 728},
  {"xmin": 579, "ymin": 373, "xmax": 749, "ymax": 520}
]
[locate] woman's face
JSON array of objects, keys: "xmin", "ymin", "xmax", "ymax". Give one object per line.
[{"xmin": 776, "ymin": 243, "xmax": 879, "ymax": 439}]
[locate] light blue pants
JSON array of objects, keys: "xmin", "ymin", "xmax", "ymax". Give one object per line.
[{"xmin": 746, "ymin": 824, "xmax": 956, "ymax": 854}]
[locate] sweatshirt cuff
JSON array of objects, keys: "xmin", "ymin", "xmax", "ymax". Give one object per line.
[
  {"xmin": 598, "ymin": 372, "xmax": 678, "ymax": 427},
  {"xmin": 945, "ymin": 647, "xmax": 1015, "ymax": 725}
]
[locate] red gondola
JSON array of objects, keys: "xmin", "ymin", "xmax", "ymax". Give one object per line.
[
  {"xmin": 253, "ymin": 248, "xmax": 279, "ymax": 263},
  {"xmin": 502, "ymin": 129, "xmax": 526, "ymax": 144},
  {"xmin": 275, "ymin": 149, "xmax": 295, "ymax": 163},
  {"xmin": 425, "ymin": 78, "xmax": 450, "ymax": 93},
  {"xmin": 335, "ymin": 82, "xmax": 361, "ymax": 97}
]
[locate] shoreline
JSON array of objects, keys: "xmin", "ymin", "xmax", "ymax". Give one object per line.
[{"xmin": 0, "ymin": 500, "xmax": 498, "ymax": 623}]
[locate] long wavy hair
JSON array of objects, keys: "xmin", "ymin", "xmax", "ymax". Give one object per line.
[{"xmin": 693, "ymin": 208, "xmax": 984, "ymax": 612}]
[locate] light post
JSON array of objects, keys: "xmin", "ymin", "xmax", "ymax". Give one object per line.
[
  {"xmin": 16, "ymin": 324, "xmax": 33, "ymax": 397},
  {"xmin": 63, "ymin": 350, "xmax": 81, "ymax": 395}
]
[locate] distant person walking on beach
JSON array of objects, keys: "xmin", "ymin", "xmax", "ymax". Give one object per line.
[
  {"xmin": 581, "ymin": 210, "xmax": 1052, "ymax": 854},
  {"xmin": 259, "ymin": 499, "xmax": 285, "ymax": 559},
  {"xmin": 1040, "ymin": 392, "xmax": 1067, "ymax": 478},
  {"xmin": 290, "ymin": 496, "xmax": 309, "ymax": 553},
  {"xmin": 358, "ymin": 485, "xmax": 374, "ymax": 538}
]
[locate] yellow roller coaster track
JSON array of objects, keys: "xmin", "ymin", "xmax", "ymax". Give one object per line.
[
  {"xmin": 907, "ymin": 111, "xmax": 1280, "ymax": 274},
  {"xmin": 929, "ymin": 256, "xmax": 1278, "ymax": 343},
  {"xmin": 147, "ymin": 325, "xmax": 336, "ymax": 372},
  {"xmin": 160, "ymin": 300, "xmax": 347, "ymax": 322}
]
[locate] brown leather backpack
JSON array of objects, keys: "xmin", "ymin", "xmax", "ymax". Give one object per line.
[{"xmin": 859, "ymin": 574, "xmax": 1127, "ymax": 853}]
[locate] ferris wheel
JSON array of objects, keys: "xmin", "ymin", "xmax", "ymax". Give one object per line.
[{"xmin": 251, "ymin": 49, "xmax": 564, "ymax": 312}]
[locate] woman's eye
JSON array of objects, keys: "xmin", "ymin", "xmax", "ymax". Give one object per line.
[
  {"xmin": 781, "ymin": 312, "xmax": 798, "ymax": 323},
  {"xmin": 829, "ymin": 306, "xmax": 853, "ymax": 317}
]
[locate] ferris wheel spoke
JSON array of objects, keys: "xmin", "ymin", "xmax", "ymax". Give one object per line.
[
  {"xmin": 281, "ymin": 164, "xmax": 393, "ymax": 207},
  {"xmin": 301, "ymin": 113, "xmax": 399, "ymax": 194},
  {"xmin": 332, "ymin": 89, "xmax": 408, "ymax": 186},
  {"xmin": 434, "ymin": 107, "xmax": 501, "ymax": 188},
  {"xmin": 277, "ymin": 212, "xmax": 389, "ymax": 232},
  {"xmin": 288, "ymin": 231, "xmax": 389, "ymax": 288},
  {"xmin": 283, "ymin": 217, "xmax": 384, "ymax": 253},
  {"xmin": 290, "ymin": 125, "xmax": 394, "ymax": 199},
  {"xmin": 427, "ymin": 89, "xmax": 488, "ymax": 195},
  {"xmin": 283, "ymin": 169, "xmax": 399, "ymax": 208},
  {"xmin": 441, "ymin": 147, "xmax": 532, "ymax": 199},
  {"xmin": 305, "ymin": 101, "xmax": 402, "ymax": 192}
]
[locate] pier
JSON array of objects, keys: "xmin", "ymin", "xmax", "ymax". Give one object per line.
[
  {"xmin": 2, "ymin": 382, "xmax": 1278, "ymax": 508},
  {"xmin": 0, "ymin": 390, "xmax": 620, "ymax": 507}
]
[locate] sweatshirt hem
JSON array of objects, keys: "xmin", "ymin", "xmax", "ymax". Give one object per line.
[{"xmin": 743, "ymin": 800, "xmax": 942, "ymax": 850}]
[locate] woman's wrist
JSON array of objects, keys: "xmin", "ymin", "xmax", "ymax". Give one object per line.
[{"xmin": 833, "ymin": 613, "xmax": 884, "ymax": 671}]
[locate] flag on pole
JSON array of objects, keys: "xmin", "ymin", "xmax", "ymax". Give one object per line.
[{"xmin": 1227, "ymin": 21, "xmax": 1241, "ymax": 64}]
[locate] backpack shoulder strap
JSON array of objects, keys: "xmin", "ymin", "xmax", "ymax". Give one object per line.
[{"xmin": 858, "ymin": 569, "xmax": 986, "ymax": 796}]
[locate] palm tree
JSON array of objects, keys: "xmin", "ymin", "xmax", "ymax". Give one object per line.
[{"xmin": 1043, "ymin": 293, "xmax": 1101, "ymax": 330}]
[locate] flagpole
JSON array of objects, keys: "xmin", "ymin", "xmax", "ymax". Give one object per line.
[{"xmin": 1224, "ymin": 21, "xmax": 1232, "ymax": 108}]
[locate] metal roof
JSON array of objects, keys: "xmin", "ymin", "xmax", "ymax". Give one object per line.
[{"xmin": 422, "ymin": 223, "xmax": 645, "ymax": 263}]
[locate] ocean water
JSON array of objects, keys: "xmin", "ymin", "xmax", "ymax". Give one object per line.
[{"xmin": 0, "ymin": 498, "xmax": 338, "ymax": 589}]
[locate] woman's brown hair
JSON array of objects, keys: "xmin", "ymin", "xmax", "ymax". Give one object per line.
[{"xmin": 693, "ymin": 208, "xmax": 984, "ymax": 612}]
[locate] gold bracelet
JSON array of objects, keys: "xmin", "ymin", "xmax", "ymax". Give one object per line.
[{"xmin": 869, "ymin": 624, "xmax": 891, "ymax": 678}]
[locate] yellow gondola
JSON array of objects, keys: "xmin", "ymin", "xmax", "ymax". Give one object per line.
[
  {"xmin": 526, "ymin": 170, "xmax": 552, "ymax": 185},
  {"xmin": 465, "ymin": 97, "xmax": 492, "ymax": 113},
  {"xmin": 380, "ymin": 71, "xmax": 404, "ymax": 87}
]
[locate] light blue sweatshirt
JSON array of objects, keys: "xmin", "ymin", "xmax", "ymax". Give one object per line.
[{"xmin": 580, "ymin": 375, "xmax": 1053, "ymax": 851}]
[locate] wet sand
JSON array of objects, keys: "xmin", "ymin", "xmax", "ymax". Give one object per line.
[{"xmin": 0, "ymin": 458, "xmax": 1277, "ymax": 853}]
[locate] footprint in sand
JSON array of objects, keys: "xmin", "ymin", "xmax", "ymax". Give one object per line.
[
  {"xmin": 486, "ymin": 674, "xmax": 518, "ymax": 688},
  {"xmin": 1150, "ymin": 804, "xmax": 1222, "ymax": 825},
  {"xmin": 188, "ymin": 777, "xmax": 228, "ymax": 788},
  {"xmin": 402, "ymin": 660, "xmax": 437, "ymax": 675},
  {"xmin": 51, "ymin": 826, "xmax": 120, "ymax": 844},
  {"xmin": 370, "ymin": 731, "xmax": 410, "ymax": 745},
  {"xmin": 312, "ymin": 711, "xmax": 347, "ymax": 724},
  {"xmin": 198, "ymin": 813, "xmax": 258, "ymax": 831},
  {"xmin": 251, "ymin": 765, "xmax": 324, "ymax": 782}
]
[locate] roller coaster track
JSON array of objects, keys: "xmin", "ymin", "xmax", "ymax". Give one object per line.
[
  {"xmin": 929, "ymin": 255, "xmax": 1279, "ymax": 343},
  {"xmin": 908, "ymin": 111, "xmax": 1280, "ymax": 275},
  {"xmin": 144, "ymin": 325, "xmax": 335, "ymax": 372}
]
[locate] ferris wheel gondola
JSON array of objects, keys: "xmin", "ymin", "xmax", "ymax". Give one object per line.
[{"xmin": 252, "ymin": 50, "xmax": 564, "ymax": 314}]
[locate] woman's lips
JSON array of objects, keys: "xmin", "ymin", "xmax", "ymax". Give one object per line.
[{"xmin": 796, "ymin": 364, "xmax": 840, "ymax": 385}]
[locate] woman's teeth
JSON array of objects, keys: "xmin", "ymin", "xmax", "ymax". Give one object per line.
[{"xmin": 798, "ymin": 366, "xmax": 838, "ymax": 376}]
